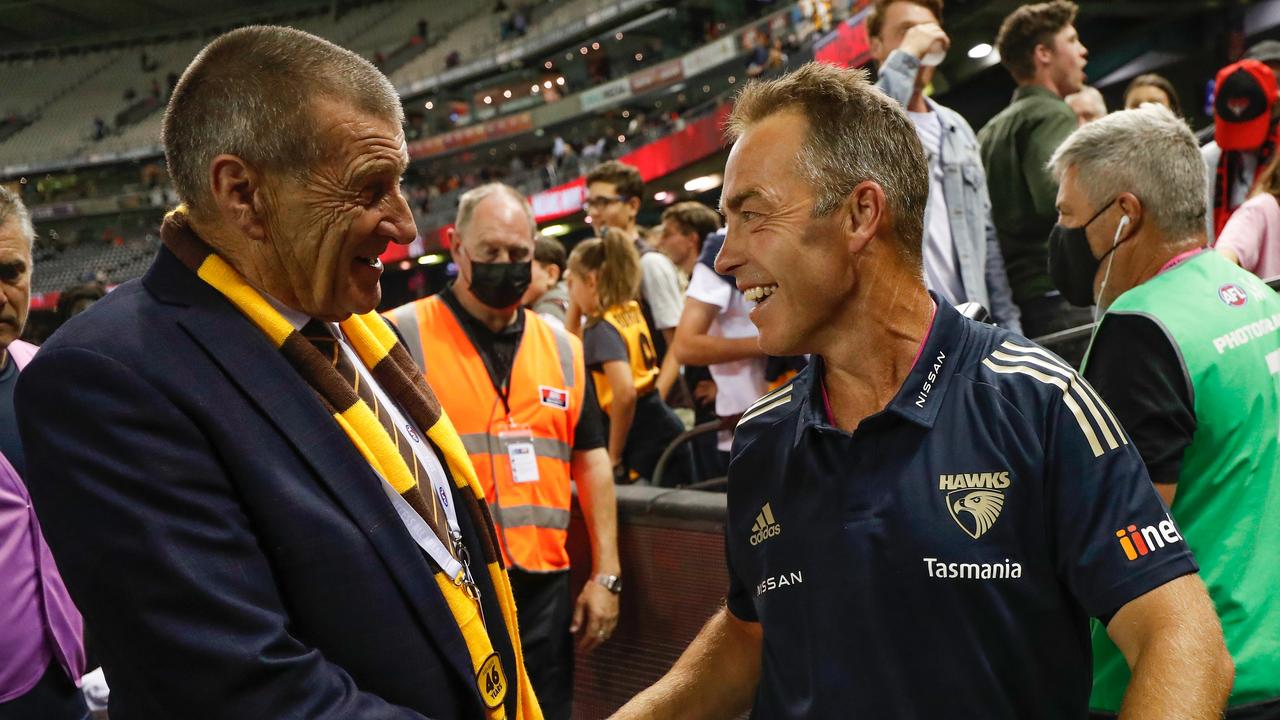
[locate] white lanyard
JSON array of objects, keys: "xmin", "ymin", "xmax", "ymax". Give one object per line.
[{"xmin": 334, "ymin": 328, "xmax": 469, "ymax": 585}]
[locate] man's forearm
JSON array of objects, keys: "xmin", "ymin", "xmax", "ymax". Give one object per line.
[
  {"xmin": 1113, "ymin": 575, "xmax": 1233, "ymax": 720},
  {"xmin": 573, "ymin": 449, "xmax": 620, "ymax": 574},
  {"xmin": 656, "ymin": 350, "xmax": 680, "ymax": 400},
  {"xmin": 612, "ymin": 608, "xmax": 761, "ymax": 720},
  {"xmin": 673, "ymin": 335, "xmax": 762, "ymax": 367}
]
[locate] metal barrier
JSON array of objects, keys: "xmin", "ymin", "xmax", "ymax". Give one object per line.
[{"xmin": 566, "ymin": 484, "xmax": 735, "ymax": 719}]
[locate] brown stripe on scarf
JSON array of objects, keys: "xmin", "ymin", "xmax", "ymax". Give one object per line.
[
  {"xmin": 280, "ymin": 333, "xmax": 361, "ymax": 410},
  {"xmin": 370, "ymin": 349, "xmax": 441, "ymax": 426},
  {"xmin": 160, "ymin": 211, "xmax": 215, "ymax": 270},
  {"xmin": 468, "ymin": 497, "xmax": 505, "ymax": 568}
]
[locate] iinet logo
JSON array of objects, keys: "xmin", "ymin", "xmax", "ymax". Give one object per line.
[{"xmin": 1117, "ymin": 514, "xmax": 1183, "ymax": 561}]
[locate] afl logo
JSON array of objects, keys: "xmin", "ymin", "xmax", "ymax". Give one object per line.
[{"xmin": 1219, "ymin": 283, "xmax": 1248, "ymax": 307}]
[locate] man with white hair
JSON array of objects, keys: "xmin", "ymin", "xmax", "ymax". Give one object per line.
[
  {"xmin": 0, "ymin": 187, "xmax": 88, "ymax": 719},
  {"xmin": 1049, "ymin": 104, "xmax": 1280, "ymax": 718},
  {"xmin": 1065, "ymin": 85, "xmax": 1106, "ymax": 126}
]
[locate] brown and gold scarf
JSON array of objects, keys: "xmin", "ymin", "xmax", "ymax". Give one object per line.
[{"xmin": 160, "ymin": 206, "xmax": 540, "ymax": 720}]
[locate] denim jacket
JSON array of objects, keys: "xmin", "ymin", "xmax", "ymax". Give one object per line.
[{"xmin": 876, "ymin": 50, "xmax": 1022, "ymax": 332}]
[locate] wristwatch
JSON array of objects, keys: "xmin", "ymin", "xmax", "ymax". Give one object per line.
[{"xmin": 595, "ymin": 573, "xmax": 623, "ymax": 594}]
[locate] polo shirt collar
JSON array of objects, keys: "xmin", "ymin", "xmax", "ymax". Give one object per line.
[{"xmin": 794, "ymin": 293, "xmax": 966, "ymax": 446}]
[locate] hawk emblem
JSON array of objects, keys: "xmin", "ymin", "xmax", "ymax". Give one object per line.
[{"xmin": 947, "ymin": 489, "xmax": 1005, "ymax": 539}]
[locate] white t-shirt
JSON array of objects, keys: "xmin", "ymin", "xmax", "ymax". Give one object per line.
[
  {"xmin": 639, "ymin": 250, "xmax": 684, "ymax": 331},
  {"xmin": 907, "ymin": 109, "xmax": 966, "ymax": 306},
  {"xmin": 685, "ymin": 264, "xmax": 769, "ymax": 451}
]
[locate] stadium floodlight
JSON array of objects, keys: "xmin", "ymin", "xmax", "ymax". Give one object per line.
[
  {"xmin": 968, "ymin": 43, "xmax": 993, "ymax": 59},
  {"xmin": 684, "ymin": 174, "xmax": 723, "ymax": 193},
  {"xmin": 653, "ymin": 191, "xmax": 670, "ymax": 203},
  {"xmin": 541, "ymin": 224, "xmax": 571, "ymax": 237},
  {"xmin": 503, "ymin": 90, "xmax": 512, "ymax": 98},
  {"xmin": 556, "ymin": 77, "xmax": 565, "ymax": 86},
  {"xmin": 592, "ymin": 42, "xmax": 600, "ymax": 50},
  {"xmin": 532, "ymin": 84, "xmax": 540, "ymax": 93},
  {"xmin": 615, "ymin": 32, "xmax": 624, "ymax": 40},
  {"xmin": 544, "ymin": 80, "xmax": 553, "ymax": 89},
  {"xmin": 484, "ymin": 96, "xmax": 492, "ymax": 104},
  {"xmin": 425, "ymin": 101, "xmax": 434, "ymax": 109}
]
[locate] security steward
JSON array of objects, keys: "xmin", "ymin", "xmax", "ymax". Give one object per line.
[
  {"xmin": 614, "ymin": 63, "xmax": 1233, "ymax": 720},
  {"xmin": 388, "ymin": 183, "xmax": 620, "ymax": 720},
  {"xmin": 1046, "ymin": 105, "xmax": 1280, "ymax": 718}
]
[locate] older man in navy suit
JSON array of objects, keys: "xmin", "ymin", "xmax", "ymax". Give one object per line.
[{"xmin": 16, "ymin": 26, "xmax": 540, "ymax": 720}]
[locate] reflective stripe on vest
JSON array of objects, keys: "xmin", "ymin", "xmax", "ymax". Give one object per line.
[
  {"xmin": 460, "ymin": 433, "xmax": 573, "ymax": 463},
  {"xmin": 389, "ymin": 304, "xmax": 426, "ymax": 372},
  {"xmin": 411, "ymin": 295, "xmax": 586, "ymax": 572},
  {"xmin": 547, "ymin": 323, "xmax": 575, "ymax": 390},
  {"xmin": 491, "ymin": 504, "xmax": 571, "ymax": 530}
]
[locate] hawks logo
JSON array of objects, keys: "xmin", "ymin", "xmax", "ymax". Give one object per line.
[
  {"xmin": 1227, "ymin": 97, "xmax": 1250, "ymax": 117},
  {"xmin": 939, "ymin": 472, "xmax": 1009, "ymax": 539}
]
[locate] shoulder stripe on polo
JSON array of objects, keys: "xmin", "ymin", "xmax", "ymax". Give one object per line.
[
  {"xmin": 988, "ymin": 349, "xmax": 1124, "ymax": 451},
  {"xmin": 996, "ymin": 341, "xmax": 1128, "ymax": 445},
  {"xmin": 980, "ymin": 358, "xmax": 1109, "ymax": 457},
  {"xmin": 738, "ymin": 390, "xmax": 793, "ymax": 427},
  {"xmin": 743, "ymin": 380, "xmax": 794, "ymax": 417}
]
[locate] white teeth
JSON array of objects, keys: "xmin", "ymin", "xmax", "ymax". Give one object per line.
[
  {"xmin": 358, "ymin": 256, "xmax": 383, "ymax": 269},
  {"xmin": 744, "ymin": 284, "xmax": 778, "ymax": 303}
]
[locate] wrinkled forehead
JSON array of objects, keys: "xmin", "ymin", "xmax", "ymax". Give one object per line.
[{"xmin": 722, "ymin": 112, "xmax": 811, "ymax": 211}]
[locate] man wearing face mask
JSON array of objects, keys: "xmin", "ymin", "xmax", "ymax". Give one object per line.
[
  {"xmin": 1049, "ymin": 104, "xmax": 1280, "ymax": 719},
  {"xmin": 387, "ymin": 183, "xmax": 619, "ymax": 720}
]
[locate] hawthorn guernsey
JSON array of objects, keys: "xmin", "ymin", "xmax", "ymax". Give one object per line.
[{"xmin": 724, "ymin": 298, "xmax": 1197, "ymax": 720}]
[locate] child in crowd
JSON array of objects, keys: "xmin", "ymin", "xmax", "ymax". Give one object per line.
[{"xmin": 567, "ymin": 229, "xmax": 691, "ymax": 486}]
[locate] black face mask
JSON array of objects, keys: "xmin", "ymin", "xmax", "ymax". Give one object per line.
[
  {"xmin": 1048, "ymin": 199, "xmax": 1121, "ymax": 307},
  {"xmin": 466, "ymin": 257, "xmax": 532, "ymax": 309}
]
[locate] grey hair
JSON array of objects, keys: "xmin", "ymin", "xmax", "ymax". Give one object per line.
[
  {"xmin": 727, "ymin": 62, "xmax": 929, "ymax": 263},
  {"xmin": 455, "ymin": 183, "xmax": 537, "ymax": 239},
  {"xmin": 1049, "ymin": 104, "xmax": 1206, "ymax": 240},
  {"xmin": 0, "ymin": 186, "xmax": 35, "ymax": 248},
  {"xmin": 162, "ymin": 25, "xmax": 404, "ymax": 217},
  {"xmin": 1065, "ymin": 86, "xmax": 1106, "ymax": 119}
]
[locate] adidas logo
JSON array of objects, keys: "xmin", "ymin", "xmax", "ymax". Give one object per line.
[{"xmin": 749, "ymin": 503, "xmax": 782, "ymax": 546}]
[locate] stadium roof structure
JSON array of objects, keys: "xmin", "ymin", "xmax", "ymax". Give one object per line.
[{"xmin": 0, "ymin": 0, "xmax": 335, "ymax": 56}]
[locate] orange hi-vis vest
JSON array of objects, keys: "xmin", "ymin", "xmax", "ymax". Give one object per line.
[{"xmin": 387, "ymin": 295, "xmax": 585, "ymax": 572}]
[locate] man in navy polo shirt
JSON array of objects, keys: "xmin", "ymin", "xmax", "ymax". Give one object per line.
[{"xmin": 613, "ymin": 63, "xmax": 1232, "ymax": 719}]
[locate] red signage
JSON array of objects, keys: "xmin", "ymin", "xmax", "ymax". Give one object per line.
[{"xmin": 814, "ymin": 8, "xmax": 873, "ymax": 70}]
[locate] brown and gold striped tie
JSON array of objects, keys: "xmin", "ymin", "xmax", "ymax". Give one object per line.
[{"xmin": 303, "ymin": 320, "xmax": 453, "ymax": 550}]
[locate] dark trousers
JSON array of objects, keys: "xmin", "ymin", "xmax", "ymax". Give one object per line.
[
  {"xmin": 620, "ymin": 392, "xmax": 692, "ymax": 487},
  {"xmin": 0, "ymin": 662, "xmax": 89, "ymax": 720},
  {"xmin": 1018, "ymin": 293, "xmax": 1095, "ymax": 341},
  {"xmin": 509, "ymin": 569, "xmax": 573, "ymax": 720}
]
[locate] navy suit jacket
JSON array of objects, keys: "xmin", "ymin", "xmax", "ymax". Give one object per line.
[{"xmin": 15, "ymin": 247, "xmax": 519, "ymax": 719}]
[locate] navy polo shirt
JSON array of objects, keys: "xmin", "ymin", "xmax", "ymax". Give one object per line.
[{"xmin": 725, "ymin": 298, "xmax": 1197, "ymax": 719}]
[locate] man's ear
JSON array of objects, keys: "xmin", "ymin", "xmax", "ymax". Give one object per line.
[
  {"xmin": 547, "ymin": 263, "xmax": 562, "ymax": 284},
  {"xmin": 869, "ymin": 36, "xmax": 885, "ymax": 63},
  {"xmin": 1032, "ymin": 42, "xmax": 1054, "ymax": 72},
  {"xmin": 208, "ymin": 154, "xmax": 267, "ymax": 241},
  {"xmin": 626, "ymin": 196, "xmax": 642, "ymax": 216},
  {"xmin": 845, "ymin": 180, "xmax": 889, "ymax": 256},
  {"xmin": 1116, "ymin": 192, "xmax": 1144, "ymax": 236}
]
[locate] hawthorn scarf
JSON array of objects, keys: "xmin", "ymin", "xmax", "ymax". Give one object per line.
[{"xmin": 160, "ymin": 207, "xmax": 540, "ymax": 720}]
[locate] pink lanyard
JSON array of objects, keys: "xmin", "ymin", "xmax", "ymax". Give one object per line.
[{"xmin": 1157, "ymin": 247, "xmax": 1207, "ymax": 276}]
